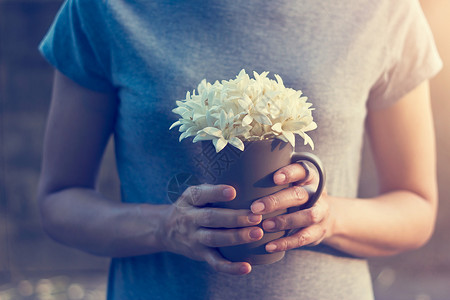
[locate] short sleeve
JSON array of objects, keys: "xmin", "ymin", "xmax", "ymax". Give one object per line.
[
  {"xmin": 367, "ymin": 0, "xmax": 443, "ymax": 110},
  {"xmin": 39, "ymin": 0, "xmax": 114, "ymax": 92}
]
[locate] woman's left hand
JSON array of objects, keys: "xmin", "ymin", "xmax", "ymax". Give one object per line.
[{"xmin": 250, "ymin": 162, "xmax": 334, "ymax": 253}]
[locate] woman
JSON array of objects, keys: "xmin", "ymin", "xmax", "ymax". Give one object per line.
[{"xmin": 37, "ymin": 0, "xmax": 442, "ymax": 299}]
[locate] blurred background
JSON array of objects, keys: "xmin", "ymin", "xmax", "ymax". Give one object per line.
[{"xmin": 0, "ymin": 0, "xmax": 448, "ymax": 299}]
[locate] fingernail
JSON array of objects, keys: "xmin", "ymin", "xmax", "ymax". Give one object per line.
[
  {"xmin": 240, "ymin": 265, "xmax": 249, "ymax": 274},
  {"xmin": 223, "ymin": 188, "xmax": 234, "ymax": 198},
  {"xmin": 251, "ymin": 202, "xmax": 265, "ymax": 213},
  {"xmin": 248, "ymin": 214, "xmax": 261, "ymax": 223},
  {"xmin": 266, "ymin": 244, "xmax": 277, "ymax": 252},
  {"xmin": 264, "ymin": 220, "xmax": 275, "ymax": 230},
  {"xmin": 274, "ymin": 173, "xmax": 286, "ymax": 184},
  {"xmin": 250, "ymin": 228, "xmax": 262, "ymax": 240}
]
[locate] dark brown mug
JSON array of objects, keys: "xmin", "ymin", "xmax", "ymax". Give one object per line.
[{"xmin": 198, "ymin": 139, "xmax": 325, "ymax": 265}]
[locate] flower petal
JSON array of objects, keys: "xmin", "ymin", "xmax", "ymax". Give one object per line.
[
  {"xmin": 302, "ymin": 133, "xmax": 315, "ymax": 150},
  {"xmin": 275, "ymin": 135, "xmax": 288, "ymax": 143},
  {"xmin": 282, "ymin": 131, "xmax": 296, "ymax": 148},
  {"xmin": 228, "ymin": 137, "xmax": 245, "ymax": 151},
  {"xmin": 271, "ymin": 123, "xmax": 283, "ymax": 133},
  {"xmin": 201, "ymin": 127, "xmax": 223, "ymax": 138},
  {"xmin": 179, "ymin": 131, "xmax": 191, "ymax": 141},
  {"xmin": 172, "ymin": 107, "xmax": 189, "ymax": 116},
  {"xmin": 303, "ymin": 121, "xmax": 318, "ymax": 132},
  {"xmin": 213, "ymin": 138, "xmax": 228, "ymax": 153},
  {"xmin": 253, "ymin": 113, "xmax": 272, "ymax": 126},
  {"xmin": 242, "ymin": 114, "xmax": 253, "ymax": 126},
  {"xmin": 219, "ymin": 110, "xmax": 227, "ymax": 130},
  {"xmin": 170, "ymin": 70, "xmax": 317, "ymax": 151},
  {"xmin": 193, "ymin": 134, "xmax": 213, "ymax": 143},
  {"xmin": 169, "ymin": 120, "xmax": 181, "ymax": 130},
  {"xmin": 274, "ymin": 74, "xmax": 284, "ymax": 87},
  {"xmin": 282, "ymin": 120, "xmax": 307, "ymax": 131}
]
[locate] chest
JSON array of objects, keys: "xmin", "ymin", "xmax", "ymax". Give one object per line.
[{"xmin": 107, "ymin": 1, "xmax": 387, "ymax": 152}]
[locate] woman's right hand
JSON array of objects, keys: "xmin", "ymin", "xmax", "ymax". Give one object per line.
[{"xmin": 161, "ymin": 184, "xmax": 263, "ymax": 275}]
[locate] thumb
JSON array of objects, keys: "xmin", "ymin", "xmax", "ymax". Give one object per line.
[{"xmin": 179, "ymin": 184, "xmax": 236, "ymax": 207}]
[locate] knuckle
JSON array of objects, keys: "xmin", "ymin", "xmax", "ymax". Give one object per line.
[
  {"xmin": 203, "ymin": 252, "xmax": 218, "ymax": 269},
  {"xmin": 320, "ymin": 227, "xmax": 327, "ymax": 238},
  {"xmin": 275, "ymin": 215, "xmax": 289, "ymax": 230},
  {"xmin": 210, "ymin": 261, "xmax": 220, "ymax": 272},
  {"xmin": 296, "ymin": 233, "xmax": 308, "ymax": 247},
  {"xmin": 282, "ymin": 166, "xmax": 295, "ymax": 181},
  {"xmin": 292, "ymin": 186, "xmax": 308, "ymax": 202},
  {"xmin": 217, "ymin": 261, "xmax": 235, "ymax": 274},
  {"xmin": 206, "ymin": 256, "xmax": 221, "ymax": 272},
  {"xmin": 200, "ymin": 209, "xmax": 214, "ymax": 226},
  {"xmin": 266, "ymin": 194, "xmax": 280, "ymax": 210},
  {"xmin": 199, "ymin": 230, "xmax": 214, "ymax": 246},
  {"xmin": 214, "ymin": 261, "xmax": 226, "ymax": 273},
  {"xmin": 175, "ymin": 214, "xmax": 187, "ymax": 231},
  {"xmin": 206, "ymin": 255, "xmax": 219, "ymax": 271},
  {"xmin": 278, "ymin": 239, "xmax": 289, "ymax": 251},
  {"xmin": 237, "ymin": 214, "xmax": 251, "ymax": 227},
  {"xmin": 237, "ymin": 229, "xmax": 249, "ymax": 244},
  {"xmin": 186, "ymin": 185, "xmax": 204, "ymax": 206},
  {"xmin": 237, "ymin": 229, "xmax": 251, "ymax": 244},
  {"xmin": 230, "ymin": 212, "xmax": 250, "ymax": 228},
  {"xmin": 308, "ymin": 207, "xmax": 322, "ymax": 224},
  {"xmin": 183, "ymin": 186, "xmax": 196, "ymax": 203}
]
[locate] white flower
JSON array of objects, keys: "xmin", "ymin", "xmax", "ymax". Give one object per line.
[{"xmin": 170, "ymin": 69, "xmax": 317, "ymax": 152}]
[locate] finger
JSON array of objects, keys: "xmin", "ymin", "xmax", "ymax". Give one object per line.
[
  {"xmin": 196, "ymin": 227, "xmax": 263, "ymax": 248},
  {"xmin": 262, "ymin": 200, "xmax": 328, "ymax": 232},
  {"xmin": 204, "ymin": 250, "xmax": 252, "ymax": 275},
  {"xmin": 265, "ymin": 225, "xmax": 327, "ymax": 252},
  {"xmin": 251, "ymin": 185, "xmax": 309, "ymax": 214},
  {"xmin": 194, "ymin": 208, "xmax": 262, "ymax": 228},
  {"xmin": 273, "ymin": 162, "xmax": 309, "ymax": 185},
  {"xmin": 179, "ymin": 184, "xmax": 236, "ymax": 207}
]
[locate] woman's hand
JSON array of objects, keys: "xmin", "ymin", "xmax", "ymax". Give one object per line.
[
  {"xmin": 251, "ymin": 163, "xmax": 334, "ymax": 253},
  {"xmin": 162, "ymin": 184, "xmax": 264, "ymax": 275}
]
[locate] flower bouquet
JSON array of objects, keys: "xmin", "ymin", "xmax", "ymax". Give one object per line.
[
  {"xmin": 170, "ymin": 69, "xmax": 317, "ymax": 152},
  {"xmin": 169, "ymin": 70, "xmax": 324, "ymax": 265}
]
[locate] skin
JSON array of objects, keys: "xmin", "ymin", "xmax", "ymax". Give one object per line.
[
  {"xmin": 255, "ymin": 80, "xmax": 438, "ymax": 257},
  {"xmin": 38, "ymin": 70, "xmax": 438, "ymax": 276}
]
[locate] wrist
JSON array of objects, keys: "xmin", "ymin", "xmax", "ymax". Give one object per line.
[
  {"xmin": 136, "ymin": 203, "xmax": 172, "ymax": 254},
  {"xmin": 321, "ymin": 195, "xmax": 342, "ymax": 247}
]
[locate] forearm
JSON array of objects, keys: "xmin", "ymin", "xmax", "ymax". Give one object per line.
[
  {"xmin": 38, "ymin": 187, "xmax": 169, "ymax": 257},
  {"xmin": 323, "ymin": 190, "xmax": 437, "ymax": 257}
]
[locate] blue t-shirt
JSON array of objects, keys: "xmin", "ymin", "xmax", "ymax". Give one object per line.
[{"xmin": 39, "ymin": 1, "xmax": 442, "ymax": 299}]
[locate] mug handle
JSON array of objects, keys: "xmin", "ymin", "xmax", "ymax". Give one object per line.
[
  {"xmin": 285, "ymin": 152, "xmax": 326, "ymax": 237},
  {"xmin": 290, "ymin": 152, "xmax": 326, "ymax": 210}
]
